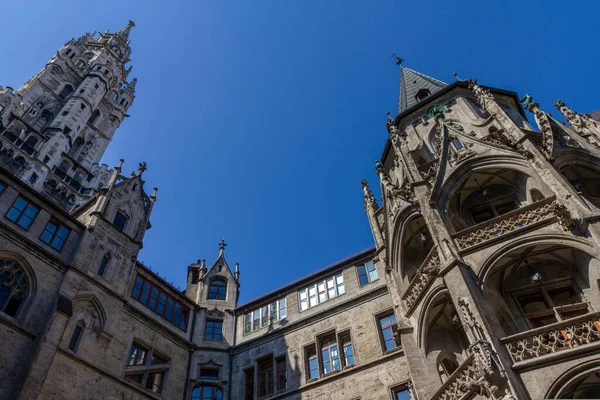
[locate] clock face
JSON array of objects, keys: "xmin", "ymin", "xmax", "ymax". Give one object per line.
[{"xmin": 111, "ymin": 46, "xmax": 122, "ymax": 56}]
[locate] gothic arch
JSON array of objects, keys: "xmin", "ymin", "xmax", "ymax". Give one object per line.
[
  {"xmin": 478, "ymin": 233, "xmax": 597, "ymax": 284},
  {"xmin": 0, "ymin": 251, "xmax": 37, "ymax": 318},
  {"xmin": 545, "ymin": 358, "xmax": 600, "ymax": 398},
  {"xmin": 390, "ymin": 205, "xmax": 424, "ymax": 277},
  {"xmin": 72, "ymin": 293, "xmax": 107, "ymax": 336},
  {"xmin": 416, "ymin": 284, "xmax": 449, "ymax": 349}
]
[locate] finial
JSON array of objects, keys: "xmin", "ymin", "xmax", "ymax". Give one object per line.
[
  {"xmin": 116, "ymin": 159, "xmax": 124, "ymax": 170},
  {"xmin": 138, "ymin": 161, "xmax": 147, "ymax": 174},
  {"xmin": 391, "ymin": 53, "xmax": 404, "ymax": 66},
  {"xmin": 235, "ymin": 263, "xmax": 239, "ymax": 273},
  {"xmin": 218, "ymin": 239, "xmax": 227, "ymax": 252},
  {"xmin": 150, "ymin": 187, "xmax": 158, "ymax": 199},
  {"xmin": 375, "ymin": 160, "xmax": 384, "ymax": 174},
  {"xmin": 453, "ymin": 72, "xmax": 464, "ymax": 82}
]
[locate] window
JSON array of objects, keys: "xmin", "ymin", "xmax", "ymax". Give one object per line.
[
  {"xmin": 450, "ymin": 137, "xmax": 464, "ymax": 151},
  {"xmin": 205, "ymin": 319, "xmax": 223, "ymax": 340},
  {"xmin": 357, "ymin": 260, "xmax": 378, "ymax": 286},
  {"xmin": 244, "ymin": 368, "xmax": 255, "ymax": 400},
  {"xmin": 6, "ymin": 196, "xmax": 39, "ymax": 230},
  {"xmin": 192, "ymin": 386, "xmax": 223, "ymax": 400},
  {"xmin": 340, "ymin": 332, "xmax": 355, "ymax": 367},
  {"xmin": 88, "ymin": 109, "xmax": 100, "ymax": 125},
  {"xmin": 392, "ymin": 384, "xmax": 415, "ymax": 400},
  {"xmin": 40, "ymin": 219, "xmax": 70, "ymax": 251},
  {"xmin": 67, "ymin": 137, "xmax": 84, "ymax": 158},
  {"xmin": 113, "ymin": 211, "xmax": 128, "ymax": 231},
  {"xmin": 208, "ymin": 279, "xmax": 227, "ymax": 300},
  {"xmin": 68, "ymin": 322, "xmax": 84, "ymax": 352},
  {"xmin": 307, "ymin": 346, "xmax": 319, "ymax": 380},
  {"xmin": 298, "ymin": 273, "xmax": 345, "ymax": 312},
  {"xmin": 0, "ymin": 181, "xmax": 5, "ymax": 194},
  {"xmin": 131, "ymin": 275, "xmax": 190, "ymax": 331},
  {"xmin": 125, "ymin": 342, "xmax": 169, "ymax": 395},
  {"xmin": 80, "ymin": 103, "xmax": 86, "ymax": 110},
  {"xmin": 0, "ymin": 259, "xmax": 28, "ymax": 318},
  {"xmin": 244, "ymin": 298, "xmax": 287, "ymax": 334},
  {"xmin": 199, "ymin": 368, "xmax": 219, "ymax": 380},
  {"xmin": 378, "ymin": 313, "xmax": 399, "ymax": 352},
  {"xmin": 58, "ymin": 84, "xmax": 74, "ymax": 100},
  {"xmin": 320, "ymin": 336, "xmax": 340, "ymax": 374},
  {"xmin": 28, "ymin": 173, "xmax": 38, "ymax": 184},
  {"xmin": 258, "ymin": 358, "xmax": 274, "ymax": 398},
  {"xmin": 276, "ymin": 356, "xmax": 287, "ymax": 391},
  {"xmin": 514, "ymin": 282, "xmax": 589, "ymax": 328},
  {"xmin": 98, "ymin": 253, "xmax": 110, "ymax": 277}
]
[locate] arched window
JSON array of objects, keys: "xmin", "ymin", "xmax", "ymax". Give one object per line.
[
  {"xmin": 34, "ymin": 110, "xmax": 53, "ymax": 131},
  {"xmin": 58, "ymin": 84, "xmax": 74, "ymax": 100},
  {"xmin": 0, "ymin": 259, "xmax": 29, "ymax": 318},
  {"xmin": 67, "ymin": 137, "xmax": 84, "ymax": 157},
  {"xmin": 208, "ymin": 279, "xmax": 227, "ymax": 300},
  {"xmin": 22, "ymin": 135, "xmax": 39, "ymax": 156},
  {"xmin": 68, "ymin": 321, "xmax": 85, "ymax": 352},
  {"xmin": 192, "ymin": 386, "xmax": 223, "ymax": 400},
  {"xmin": 87, "ymin": 110, "xmax": 100, "ymax": 126},
  {"xmin": 58, "ymin": 160, "xmax": 71, "ymax": 173}
]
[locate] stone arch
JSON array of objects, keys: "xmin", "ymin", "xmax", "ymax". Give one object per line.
[
  {"xmin": 72, "ymin": 293, "xmax": 107, "ymax": 336},
  {"xmin": 554, "ymin": 149, "xmax": 600, "ymax": 209},
  {"xmin": 390, "ymin": 205, "xmax": 427, "ymax": 278},
  {"xmin": 546, "ymin": 358, "xmax": 600, "ymax": 398},
  {"xmin": 0, "ymin": 251, "xmax": 37, "ymax": 319},
  {"xmin": 417, "ymin": 284, "xmax": 449, "ymax": 349}
]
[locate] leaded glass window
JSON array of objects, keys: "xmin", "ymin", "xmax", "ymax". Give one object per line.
[{"xmin": 0, "ymin": 259, "xmax": 28, "ymax": 318}]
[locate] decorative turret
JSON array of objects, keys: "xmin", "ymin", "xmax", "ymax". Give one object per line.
[{"xmin": 362, "ymin": 179, "xmax": 384, "ymax": 249}]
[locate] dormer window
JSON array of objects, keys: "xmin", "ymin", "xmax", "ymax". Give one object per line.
[
  {"xmin": 113, "ymin": 211, "xmax": 128, "ymax": 231},
  {"xmin": 415, "ymin": 88, "xmax": 431, "ymax": 103},
  {"xmin": 208, "ymin": 279, "xmax": 227, "ymax": 300}
]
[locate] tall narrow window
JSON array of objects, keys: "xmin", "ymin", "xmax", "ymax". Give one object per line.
[
  {"xmin": 146, "ymin": 372, "xmax": 164, "ymax": 393},
  {"xmin": 88, "ymin": 110, "xmax": 100, "ymax": 126},
  {"xmin": 128, "ymin": 342, "xmax": 148, "ymax": 366},
  {"xmin": 340, "ymin": 332, "xmax": 355, "ymax": 367},
  {"xmin": 58, "ymin": 84, "xmax": 74, "ymax": 100},
  {"xmin": 261, "ymin": 305, "xmax": 268, "ymax": 327},
  {"xmin": 40, "ymin": 219, "xmax": 70, "ymax": 251},
  {"xmin": 357, "ymin": 260, "xmax": 378, "ymax": 286},
  {"xmin": 257, "ymin": 358, "xmax": 274, "ymax": 398},
  {"xmin": 125, "ymin": 342, "xmax": 170, "ymax": 395},
  {"xmin": 276, "ymin": 356, "xmax": 287, "ymax": 391},
  {"xmin": 68, "ymin": 322, "xmax": 84, "ymax": 351},
  {"xmin": 0, "ymin": 259, "xmax": 28, "ymax": 318},
  {"xmin": 279, "ymin": 298, "xmax": 287, "ymax": 319},
  {"xmin": 245, "ymin": 312, "xmax": 252, "ymax": 334},
  {"xmin": 6, "ymin": 196, "xmax": 39, "ymax": 230},
  {"xmin": 98, "ymin": 254, "xmax": 110, "ymax": 277},
  {"xmin": 307, "ymin": 346, "xmax": 319, "ymax": 380},
  {"xmin": 379, "ymin": 313, "xmax": 399, "ymax": 352},
  {"xmin": 244, "ymin": 368, "xmax": 255, "ymax": 400},
  {"xmin": 320, "ymin": 336, "xmax": 340, "ymax": 374},
  {"xmin": 191, "ymin": 386, "xmax": 223, "ymax": 399},
  {"xmin": 113, "ymin": 211, "xmax": 128, "ymax": 231},
  {"xmin": 208, "ymin": 279, "xmax": 227, "ymax": 300},
  {"xmin": 205, "ymin": 319, "xmax": 223, "ymax": 340}
]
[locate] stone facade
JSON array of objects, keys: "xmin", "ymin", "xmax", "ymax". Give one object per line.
[{"xmin": 1, "ymin": 24, "xmax": 600, "ymax": 400}]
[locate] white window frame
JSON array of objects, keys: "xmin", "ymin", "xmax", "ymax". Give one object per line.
[{"xmin": 298, "ymin": 273, "xmax": 345, "ymax": 312}]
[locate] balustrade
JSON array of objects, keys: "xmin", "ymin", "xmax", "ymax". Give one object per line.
[
  {"xmin": 430, "ymin": 355, "xmax": 477, "ymax": 400},
  {"xmin": 402, "ymin": 247, "xmax": 440, "ymax": 314}
]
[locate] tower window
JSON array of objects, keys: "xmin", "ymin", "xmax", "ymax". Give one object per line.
[
  {"xmin": 40, "ymin": 219, "xmax": 70, "ymax": 251},
  {"xmin": 191, "ymin": 386, "xmax": 223, "ymax": 400},
  {"xmin": 58, "ymin": 84, "xmax": 74, "ymax": 100},
  {"xmin": 415, "ymin": 88, "xmax": 431, "ymax": 102},
  {"xmin": 113, "ymin": 211, "xmax": 128, "ymax": 231},
  {"xmin": 88, "ymin": 110, "xmax": 100, "ymax": 125},
  {"xmin": 131, "ymin": 275, "xmax": 189, "ymax": 331},
  {"xmin": 68, "ymin": 322, "xmax": 84, "ymax": 352},
  {"xmin": 0, "ymin": 259, "xmax": 29, "ymax": 318},
  {"xmin": 204, "ymin": 319, "xmax": 223, "ymax": 340},
  {"xmin": 208, "ymin": 279, "xmax": 227, "ymax": 300},
  {"xmin": 98, "ymin": 253, "xmax": 110, "ymax": 277},
  {"xmin": 357, "ymin": 260, "xmax": 378, "ymax": 286}
]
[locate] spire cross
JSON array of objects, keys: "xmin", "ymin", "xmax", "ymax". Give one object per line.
[
  {"xmin": 219, "ymin": 239, "xmax": 227, "ymax": 251},
  {"xmin": 138, "ymin": 161, "xmax": 147, "ymax": 174},
  {"xmin": 391, "ymin": 53, "xmax": 404, "ymax": 66}
]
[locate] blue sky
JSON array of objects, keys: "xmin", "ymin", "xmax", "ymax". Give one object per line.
[{"xmin": 1, "ymin": 1, "xmax": 599, "ymax": 303}]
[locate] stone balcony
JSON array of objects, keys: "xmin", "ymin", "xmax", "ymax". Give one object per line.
[
  {"xmin": 402, "ymin": 246, "xmax": 440, "ymax": 316},
  {"xmin": 430, "ymin": 354, "xmax": 477, "ymax": 400},
  {"xmin": 452, "ymin": 196, "xmax": 561, "ymax": 252},
  {"xmin": 501, "ymin": 311, "xmax": 600, "ymax": 364}
]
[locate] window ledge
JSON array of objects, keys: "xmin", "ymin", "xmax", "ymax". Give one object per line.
[{"xmin": 384, "ymin": 347, "xmax": 403, "ymax": 356}]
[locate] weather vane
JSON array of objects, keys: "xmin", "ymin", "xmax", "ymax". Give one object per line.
[{"xmin": 391, "ymin": 53, "xmax": 404, "ymax": 66}]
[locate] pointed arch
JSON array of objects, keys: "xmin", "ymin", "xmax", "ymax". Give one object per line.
[
  {"xmin": 72, "ymin": 293, "xmax": 107, "ymax": 336},
  {"xmin": 207, "ymin": 277, "xmax": 227, "ymax": 301},
  {"xmin": 546, "ymin": 358, "xmax": 600, "ymax": 398},
  {"xmin": 0, "ymin": 251, "xmax": 37, "ymax": 319},
  {"xmin": 390, "ymin": 205, "xmax": 432, "ymax": 281}
]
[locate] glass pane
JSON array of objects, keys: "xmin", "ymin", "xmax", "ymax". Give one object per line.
[
  {"xmin": 13, "ymin": 198, "xmax": 27, "ymax": 211},
  {"xmin": 17, "ymin": 215, "xmax": 33, "ymax": 229},
  {"xmin": 149, "ymin": 288, "xmax": 159, "ymax": 310},
  {"xmin": 45, "ymin": 222, "xmax": 58, "ymax": 234},
  {"xmin": 57, "ymin": 226, "xmax": 69, "ymax": 239},
  {"xmin": 157, "ymin": 293, "xmax": 167, "ymax": 315},
  {"xmin": 6, "ymin": 207, "xmax": 21, "ymax": 222},
  {"xmin": 395, "ymin": 389, "xmax": 411, "ymax": 400},
  {"xmin": 24, "ymin": 204, "xmax": 38, "ymax": 218},
  {"xmin": 132, "ymin": 277, "xmax": 143, "ymax": 299},
  {"xmin": 140, "ymin": 282, "xmax": 151, "ymax": 304},
  {"xmin": 51, "ymin": 237, "xmax": 65, "ymax": 251},
  {"xmin": 40, "ymin": 230, "xmax": 54, "ymax": 244},
  {"xmin": 261, "ymin": 306, "xmax": 268, "ymax": 326},
  {"xmin": 279, "ymin": 299, "xmax": 286, "ymax": 319}
]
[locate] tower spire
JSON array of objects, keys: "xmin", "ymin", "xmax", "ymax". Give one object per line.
[
  {"xmin": 116, "ymin": 20, "xmax": 135, "ymax": 43},
  {"xmin": 394, "ymin": 61, "xmax": 447, "ymax": 114}
]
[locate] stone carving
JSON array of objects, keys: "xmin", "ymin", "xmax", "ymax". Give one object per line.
[
  {"xmin": 452, "ymin": 197, "xmax": 559, "ymax": 250},
  {"xmin": 554, "ymin": 99, "xmax": 600, "ymax": 147},
  {"xmin": 402, "ymin": 247, "xmax": 440, "ymax": 311},
  {"xmin": 361, "ymin": 179, "xmax": 378, "ymax": 211},
  {"xmin": 425, "ymin": 104, "xmax": 446, "ymax": 119},
  {"xmin": 520, "ymin": 94, "xmax": 557, "ymax": 160},
  {"xmin": 503, "ymin": 312, "xmax": 600, "ymax": 362},
  {"xmin": 376, "ymin": 161, "xmax": 414, "ymax": 219},
  {"xmin": 468, "ymin": 79, "xmax": 494, "ymax": 110}
]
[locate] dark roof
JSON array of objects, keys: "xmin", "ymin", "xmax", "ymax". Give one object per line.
[
  {"xmin": 236, "ymin": 245, "xmax": 376, "ymax": 311},
  {"xmin": 590, "ymin": 109, "xmax": 600, "ymax": 122},
  {"xmin": 398, "ymin": 67, "xmax": 447, "ymax": 113}
]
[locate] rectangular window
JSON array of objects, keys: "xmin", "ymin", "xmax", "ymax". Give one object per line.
[
  {"xmin": 307, "ymin": 346, "xmax": 319, "ymax": 380},
  {"xmin": 340, "ymin": 332, "xmax": 355, "ymax": 367},
  {"xmin": 40, "ymin": 219, "xmax": 70, "ymax": 251},
  {"xmin": 244, "ymin": 298, "xmax": 287, "ymax": 334},
  {"xmin": 113, "ymin": 211, "xmax": 128, "ymax": 231},
  {"xmin": 205, "ymin": 319, "xmax": 223, "ymax": 340},
  {"xmin": 125, "ymin": 342, "xmax": 169, "ymax": 395},
  {"xmin": 393, "ymin": 387, "xmax": 411, "ymax": 400},
  {"xmin": 244, "ymin": 368, "xmax": 255, "ymax": 400},
  {"xmin": 298, "ymin": 273, "xmax": 345, "ymax": 312},
  {"xmin": 68, "ymin": 324, "xmax": 83, "ymax": 352},
  {"xmin": 379, "ymin": 313, "xmax": 399, "ymax": 352},
  {"xmin": 276, "ymin": 356, "xmax": 287, "ymax": 391},
  {"xmin": 258, "ymin": 358, "xmax": 274, "ymax": 398},
  {"xmin": 130, "ymin": 274, "xmax": 190, "ymax": 331},
  {"xmin": 98, "ymin": 254, "xmax": 110, "ymax": 276},
  {"xmin": 6, "ymin": 196, "xmax": 39, "ymax": 230},
  {"xmin": 320, "ymin": 336, "xmax": 340, "ymax": 374},
  {"xmin": 357, "ymin": 260, "xmax": 378, "ymax": 286}
]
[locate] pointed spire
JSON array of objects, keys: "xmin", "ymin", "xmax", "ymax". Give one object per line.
[
  {"xmin": 361, "ymin": 179, "xmax": 378, "ymax": 210},
  {"xmin": 107, "ymin": 159, "xmax": 124, "ymax": 189},
  {"xmin": 218, "ymin": 239, "xmax": 227, "ymax": 254},
  {"xmin": 234, "ymin": 262, "xmax": 240, "ymax": 281},
  {"xmin": 137, "ymin": 161, "xmax": 147, "ymax": 176},
  {"xmin": 116, "ymin": 20, "xmax": 135, "ymax": 43},
  {"xmin": 395, "ymin": 61, "xmax": 447, "ymax": 113}
]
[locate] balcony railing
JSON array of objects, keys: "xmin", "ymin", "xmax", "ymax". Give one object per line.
[
  {"xmin": 402, "ymin": 247, "xmax": 440, "ymax": 315},
  {"xmin": 430, "ymin": 354, "xmax": 477, "ymax": 400},
  {"xmin": 452, "ymin": 196, "xmax": 558, "ymax": 251},
  {"xmin": 51, "ymin": 166, "xmax": 93, "ymax": 196},
  {"xmin": 501, "ymin": 311, "xmax": 600, "ymax": 363}
]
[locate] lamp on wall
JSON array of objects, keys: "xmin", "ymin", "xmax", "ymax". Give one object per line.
[
  {"xmin": 473, "ymin": 178, "xmax": 488, "ymax": 197},
  {"xmin": 416, "ymin": 220, "xmax": 428, "ymax": 244},
  {"xmin": 525, "ymin": 260, "xmax": 542, "ymax": 283}
]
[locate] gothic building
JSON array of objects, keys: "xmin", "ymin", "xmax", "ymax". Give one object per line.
[{"xmin": 1, "ymin": 23, "xmax": 600, "ymax": 400}]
